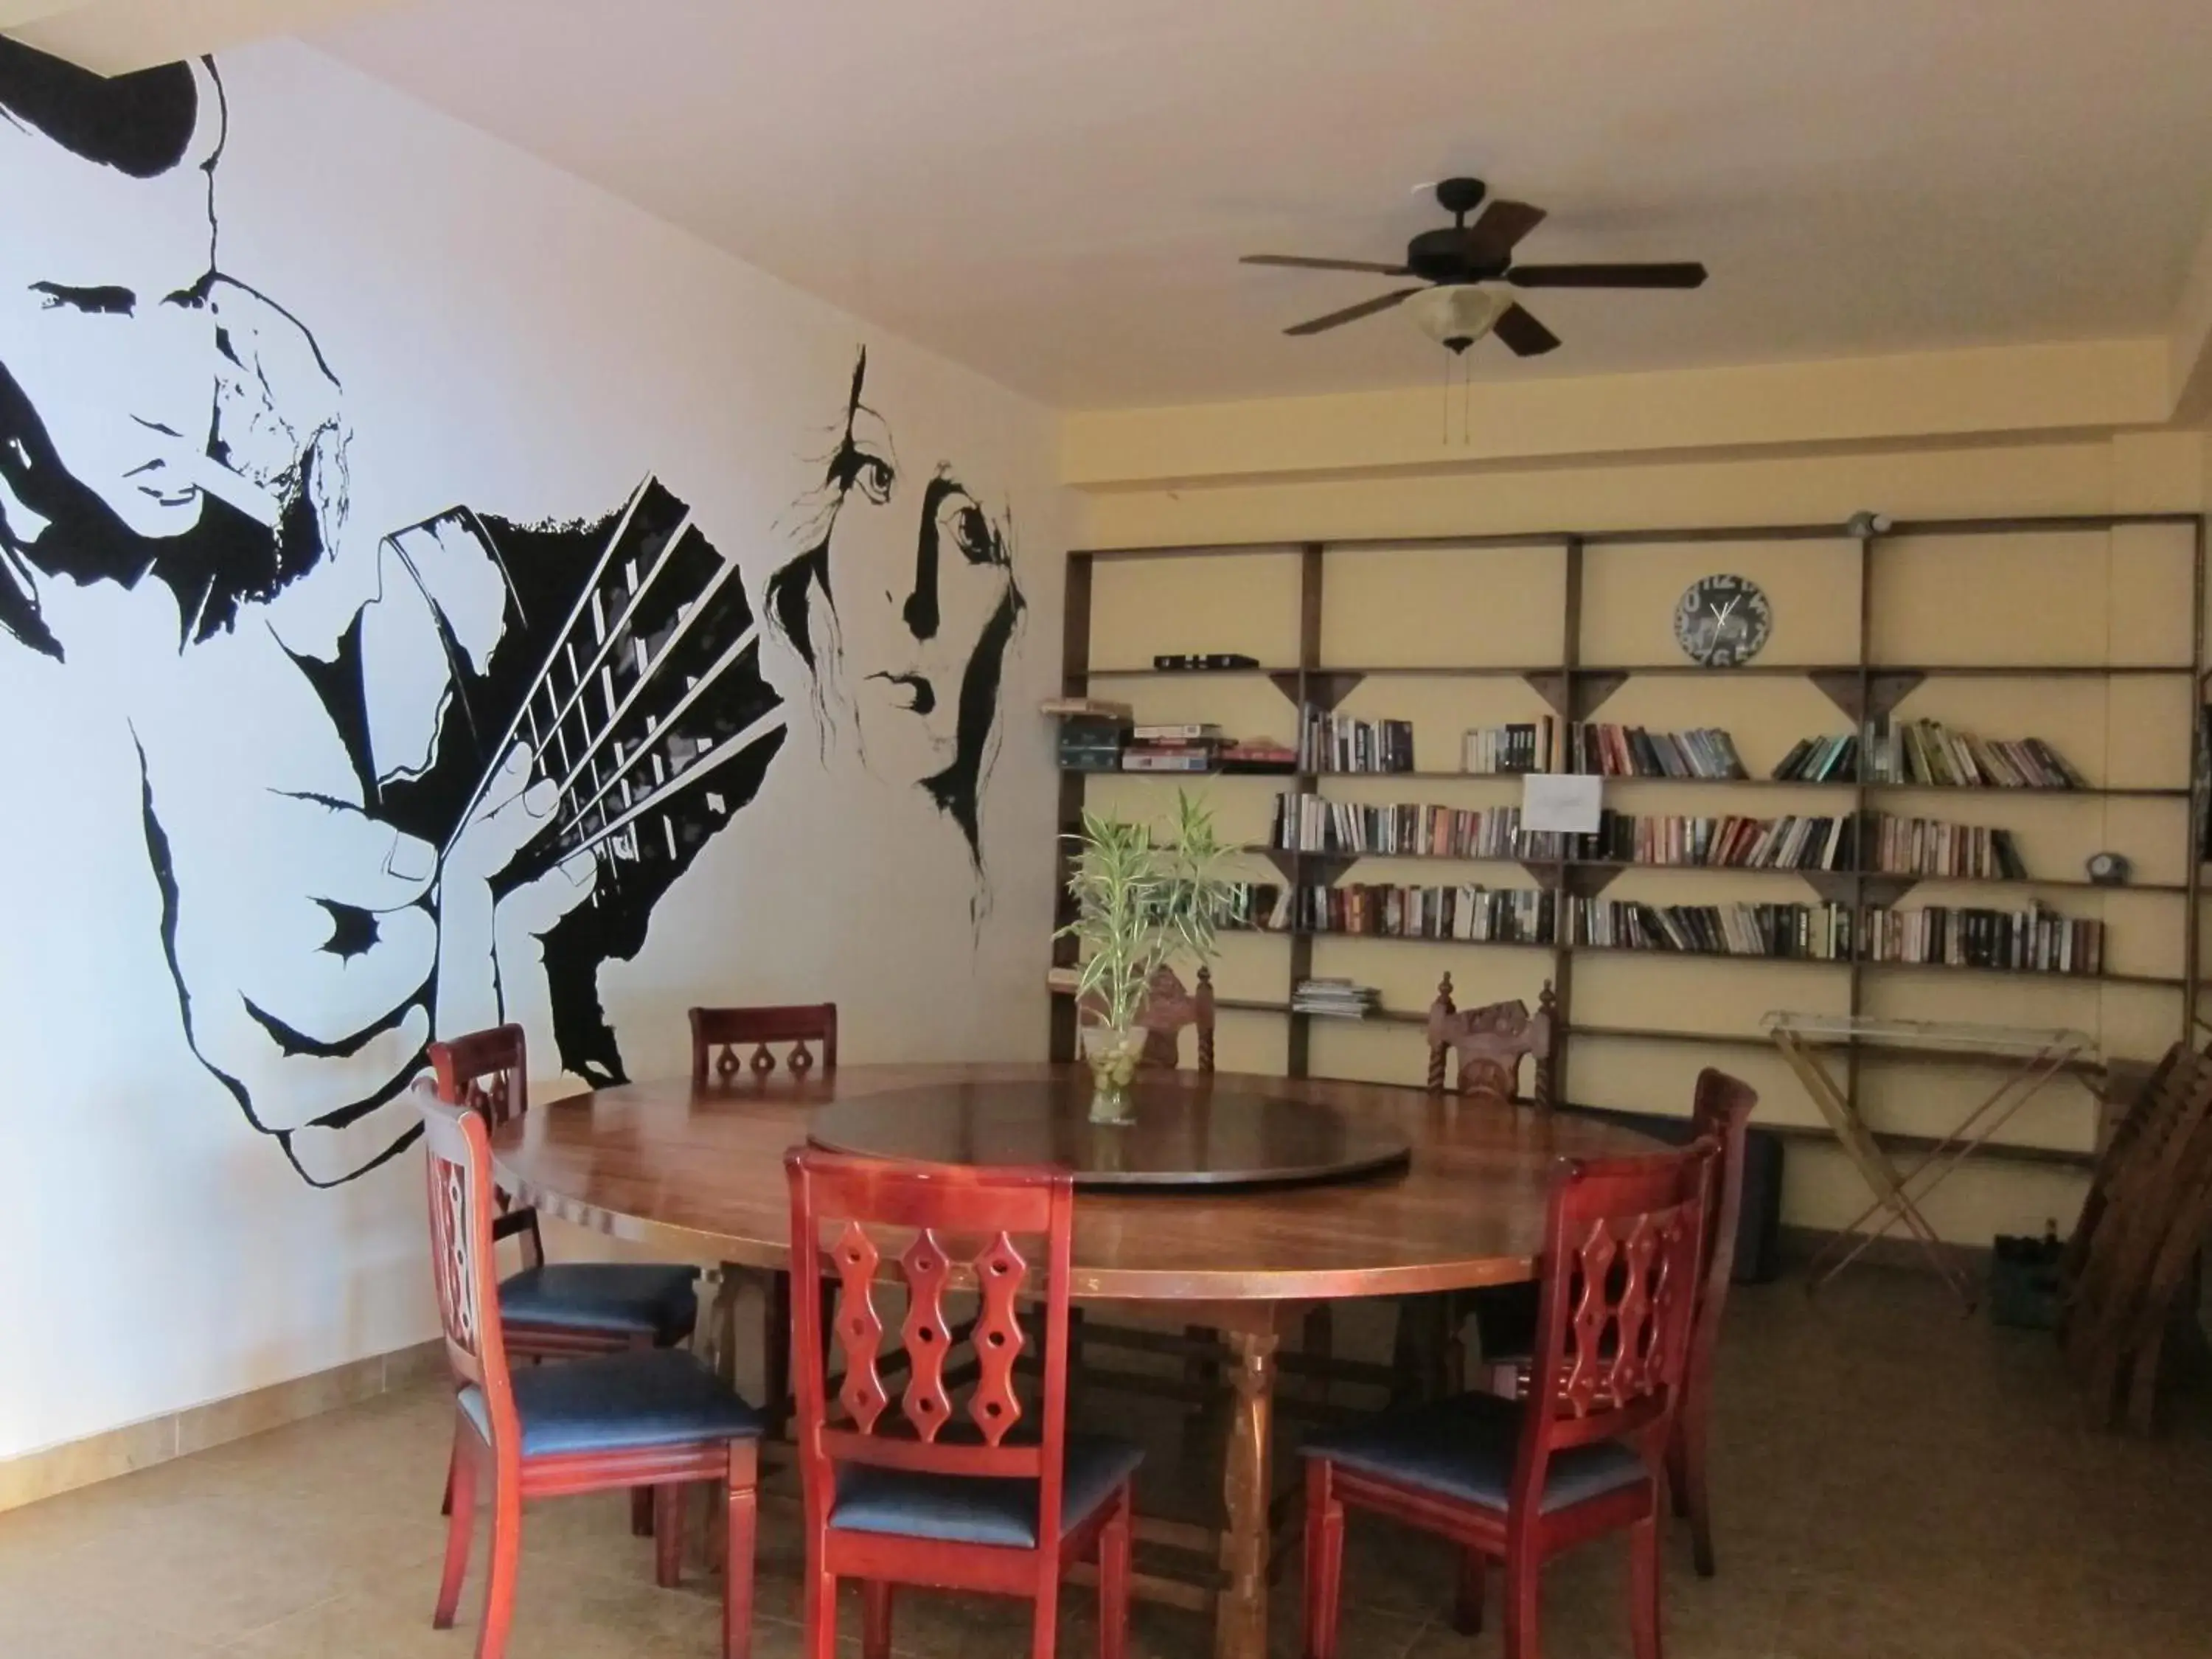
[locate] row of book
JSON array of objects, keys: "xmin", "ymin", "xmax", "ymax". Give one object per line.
[
  {"xmin": 1865, "ymin": 815, "xmax": 2028, "ymax": 880},
  {"xmin": 1573, "ymin": 899, "xmax": 1854, "ymax": 961},
  {"xmin": 1462, "ymin": 721, "xmax": 1747, "ymax": 779},
  {"xmin": 1267, "ymin": 799, "xmax": 2031, "ymax": 881},
  {"xmin": 1222, "ymin": 882, "xmax": 2103, "ymax": 974},
  {"xmin": 1269, "ymin": 796, "xmax": 1568, "ymax": 860},
  {"xmin": 1234, "ymin": 882, "xmax": 1557, "ymax": 944},
  {"xmin": 1772, "ymin": 721, "xmax": 2088, "ymax": 789},
  {"xmin": 1579, "ymin": 813, "xmax": 1854, "ymax": 872},
  {"xmin": 1862, "ymin": 902, "xmax": 2102, "ymax": 975},
  {"xmin": 1121, "ymin": 721, "xmax": 1226, "ymax": 773},
  {"xmin": 1299, "ymin": 706, "xmax": 1416, "ymax": 773},
  {"xmin": 1290, "ymin": 978, "xmax": 1380, "ymax": 1019}
]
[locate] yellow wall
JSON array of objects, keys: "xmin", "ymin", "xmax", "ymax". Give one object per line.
[{"xmin": 1065, "ymin": 364, "xmax": 2212, "ymax": 1245}]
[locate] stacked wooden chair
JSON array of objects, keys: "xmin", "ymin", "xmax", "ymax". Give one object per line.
[{"xmin": 2061, "ymin": 1042, "xmax": 2212, "ymax": 1432}]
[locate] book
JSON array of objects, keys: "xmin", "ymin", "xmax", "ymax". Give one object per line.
[
  {"xmin": 1040, "ymin": 697, "xmax": 1133, "ymax": 721},
  {"xmin": 1857, "ymin": 719, "xmax": 2087, "ymax": 789},
  {"xmin": 1121, "ymin": 751, "xmax": 1214, "ymax": 772},
  {"xmin": 1468, "ymin": 722, "xmax": 1746, "ymax": 779},
  {"xmin": 1298, "ymin": 706, "xmax": 1416, "ymax": 774},
  {"xmin": 1133, "ymin": 723, "xmax": 1223, "ymax": 742}
]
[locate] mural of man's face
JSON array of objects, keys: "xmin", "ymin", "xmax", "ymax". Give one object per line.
[{"xmin": 0, "ymin": 102, "xmax": 219, "ymax": 540}]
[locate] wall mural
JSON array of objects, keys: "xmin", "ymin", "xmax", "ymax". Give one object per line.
[
  {"xmin": 0, "ymin": 44, "xmax": 1023, "ymax": 1186},
  {"xmin": 768, "ymin": 347, "xmax": 1026, "ymax": 899}
]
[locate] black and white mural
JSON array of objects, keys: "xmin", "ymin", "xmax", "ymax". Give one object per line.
[
  {"xmin": 0, "ymin": 43, "xmax": 1031, "ymax": 1189},
  {"xmin": 768, "ymin": 348, "xmax": 1026, "ymax": 896}
]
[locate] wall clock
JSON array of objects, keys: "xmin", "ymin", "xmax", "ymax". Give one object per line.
[{"xmin": 1673, "ymin": 574, "xmax": 1773, "ymax": 667}]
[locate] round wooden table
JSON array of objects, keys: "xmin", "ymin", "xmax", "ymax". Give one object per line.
[{"xmin": 489, "ymin": 1062, "xmax": 1658, "ymax": 1659}]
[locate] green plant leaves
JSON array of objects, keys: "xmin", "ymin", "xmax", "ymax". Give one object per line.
[{"xmin": 1057, "ymin": 791, "xmax": 1238, "ymax": 1032}]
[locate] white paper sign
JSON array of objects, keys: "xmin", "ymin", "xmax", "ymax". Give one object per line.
[{"xmin": 1520, "ymin": 773, "xmax": 1604, "ymax": 834}]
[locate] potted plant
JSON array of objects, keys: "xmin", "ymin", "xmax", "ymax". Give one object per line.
[{"xmin": 1057, "ymin": 791, "xmax": 1238, "ymax": 1123}]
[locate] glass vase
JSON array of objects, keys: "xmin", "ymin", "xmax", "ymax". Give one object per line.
[{"xmin": 1079, "ymin": 1024, "xmax": 1143, "ymax": 1125}]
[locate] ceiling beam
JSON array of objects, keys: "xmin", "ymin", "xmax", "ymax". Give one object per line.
[
  {"xmin": 4, "ymin": 0, "xmax": 400, "ymax": 74},
  {"xmin": 1062, "ymin": 338, "xmax": 2175, "ymax": 490}
]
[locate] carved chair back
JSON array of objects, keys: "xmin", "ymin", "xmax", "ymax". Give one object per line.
[
  {"xmin": 417, "ymin": 1088, "xmax": 517, "ymax": 1445},
  {"xmin": 1132, "ymin": 965, "xmax": 1216, "ymax": 1072},
  {"xmin": 692, "ymin": 1004, "xmax": 838, "ymax": 1085},
  {"xmin": 785, "ymin": 1149, "xmax": 1076, "ymax": 1549},
  {"xmin": 431, "ymin": 1023, "xmax": 528, "ymax": 1130},
  {"xmin": 1514, "ymin": 1139, "xmax": 1714, "ymax": 1501},
  {"xmin": 428, "ymin": 1025, "xmax": 542, "ymax": 1266},
  {"xmin": 1425, "ymin": 974, "xmax": 1556, "ymax": 1106}
]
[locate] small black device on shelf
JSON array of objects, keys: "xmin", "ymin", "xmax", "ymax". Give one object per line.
[{"xmin": 1153, "ymin": 653, "xmax": 1262, "ymax": 671}]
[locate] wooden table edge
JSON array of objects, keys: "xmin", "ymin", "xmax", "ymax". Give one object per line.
[{"xmin": 501, "ymin": 1166, "xmax": 1543, "ymax": 1303}]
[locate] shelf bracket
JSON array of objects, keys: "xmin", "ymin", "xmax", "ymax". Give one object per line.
[
  {"xmin": 1809, "ymin": 669, "xmax": 1924, "ymax": 726},
  {"xmin": 1571, "ymin": 671, "xmax": 1631, "ymax": 720},
  {"xmin": 1270, "ymin": 669, "xmax": 1366, "ymax": 713}
]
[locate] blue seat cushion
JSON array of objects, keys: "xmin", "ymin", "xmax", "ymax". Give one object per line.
[
  {"xmin": 459, "ymin": 1349, "xmax": 760, "ymax": 1457},
  {"xmin": 830, "ymin": 1433, "xmax": 1144, "ymax": 1549},
  {"xmin": 498, "ymin": 1262, "xmax": 700, "ymax": 1343},
  {"xmin": 1302, "ymin": 1393, "xmax": 1645, "ymax": 1515}
]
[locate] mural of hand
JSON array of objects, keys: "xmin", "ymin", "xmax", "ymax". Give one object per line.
[
  {"xmin": 132, "ymin": 617, "xmax": 438, "ymax": 1183},
  {"xmin": 434, "ymin": 741, "xmax": 600, "ymax": 1042}
]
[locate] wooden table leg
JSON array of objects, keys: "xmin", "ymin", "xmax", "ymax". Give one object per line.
[{"xmin": 1215, "ymin": 1322, "xmax": 1281, "ymax": 1659}]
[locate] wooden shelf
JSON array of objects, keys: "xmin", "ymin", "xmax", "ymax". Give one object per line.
[
  {"xmin": 1094, "ymin": 767, "xmax": 2188, "ymax": 799},
  {"xmin": 1226, "ymin": 925, "xmax": 2177, "ymax": 986},
  {"xmin": 1242, "ymin": 843, "xmax": 2189, "ymax": 894},
  {"xmin": 1051, "ymin": 509, "xmax": 2205, "ymax": 1170},
  {"xmin": 1078, "ymin": 661, "xmax": 2195, "ymax": 682}
]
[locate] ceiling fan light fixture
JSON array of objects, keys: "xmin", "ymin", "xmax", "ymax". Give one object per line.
[{"xmin": 1405, "ymin": 283, "xmax": 1511, "ymax": 354}]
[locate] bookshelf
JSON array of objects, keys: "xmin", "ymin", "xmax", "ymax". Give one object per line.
[{"xmin": 1050, "ymin": 513, "xmax": 2208, "ymax": 1173}]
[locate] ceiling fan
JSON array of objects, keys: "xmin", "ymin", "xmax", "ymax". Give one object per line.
[{"xmin": 1242, "ymin": 176, "xmax": 1707, "ymax": 357}]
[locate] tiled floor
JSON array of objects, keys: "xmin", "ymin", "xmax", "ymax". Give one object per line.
[{"xmin": 3, "ymin": 1267, "xmax": 2208, "ymax": 1658}]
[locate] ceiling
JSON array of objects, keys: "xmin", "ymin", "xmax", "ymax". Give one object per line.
[{"xmin": 119, "ymin": 2, "xmax": 2212, "ymax": 407}]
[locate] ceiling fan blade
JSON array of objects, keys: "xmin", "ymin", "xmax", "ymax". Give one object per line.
[
  {"xmin": 1506, "ymin": 261, "xmax": 1708, "ymax": 288},
  {"xmin": 1461, "ymin": 200, "xmax": 1546, "ymax": 263},
  {"xmin": 1283, "ymin": 287, "xmax": 1424, "ymax": 337},
  {"xmin": 1491, "ymin": 303, "xmax": 1561, "ymax": 358},
  {"xmin": 1242, "ymin": 254, "xmax": 1415, "ymax": 275}
]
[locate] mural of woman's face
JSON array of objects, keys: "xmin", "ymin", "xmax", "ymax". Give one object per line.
[
  {"xmin": 0, "ymin": 91, "xmax": 220, "ymax": 540},
  {"xmin": 768, "ymin": 349, "xmax": 1024, "ymax": 869},
  {"xmin": 841, "ymin": 465, "xmax": 1016, "ymax": 782}
]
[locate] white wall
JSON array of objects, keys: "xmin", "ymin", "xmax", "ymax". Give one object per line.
[{"xmin": 0, "ymin": 41, "xmax": 1062, "ymax": 1457}]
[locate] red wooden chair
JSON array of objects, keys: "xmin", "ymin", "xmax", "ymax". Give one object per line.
[
  {"xmin": 429, "ymin": 1026, "xmax": 704, "ymax": 1362},
  {"xmin": 431, "ymin": 1026, "xmax": 706, "ymax": 1535},
  {"xmin": 1468, "ymin": 1068, "xmax": 1757, "ymax": 1576},
  {"xmin": 418, "ymin": 1091, "xmax": 761, "ymax": 1659},
  {"xmin": 692, "ymin": 1004, "xmax": 838, "ymax": 1422},
  {"xmin": 1301, "ymin": 1138, "xmax": 1717, "ymax": 1659},
  {"xmin": 785, "ymin": 1147, "xmax": 1141, "ymax": 1659}
]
